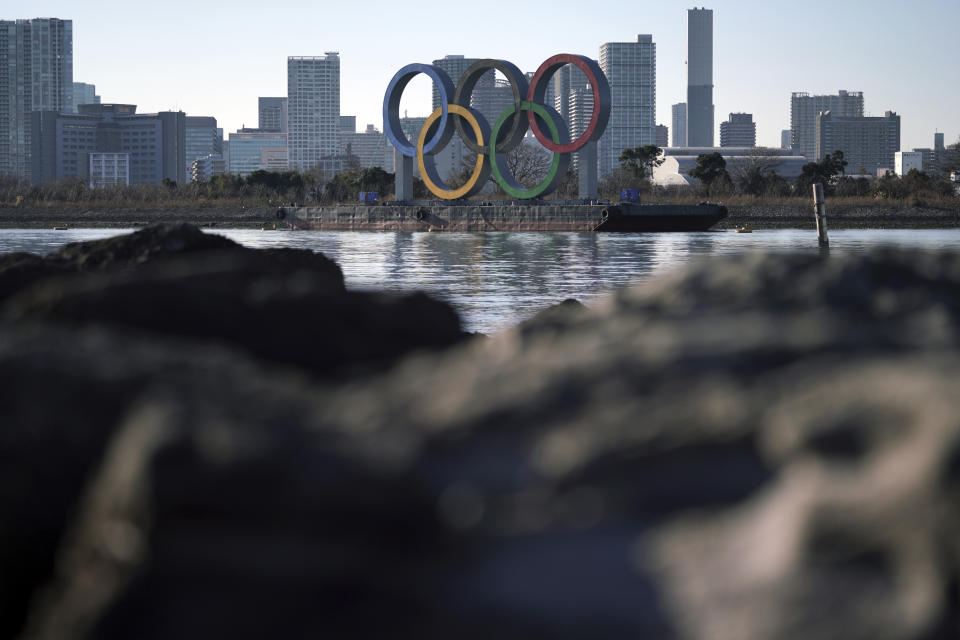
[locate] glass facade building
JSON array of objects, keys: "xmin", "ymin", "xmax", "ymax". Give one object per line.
[
  {"xmin": 228, "ymin": 130, "xmax": 288, "ymax": 177},
  {"xmin": 0, "ymin": 18, "xmax": 73, "ymax": 181}
]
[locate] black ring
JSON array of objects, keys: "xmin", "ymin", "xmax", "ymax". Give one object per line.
[{"xmin": 453, "ymin": 59, "xmax": 529, "ymax": 155}]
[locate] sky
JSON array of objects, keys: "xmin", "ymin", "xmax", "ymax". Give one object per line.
[{"xmin": 17, "ymin": 0, "xmax": 960, "ymax": 151}]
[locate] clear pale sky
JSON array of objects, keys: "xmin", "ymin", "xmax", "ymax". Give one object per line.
[{"xmin": 17, "ymin": 0, "xmax": 960, "ymax": 151}]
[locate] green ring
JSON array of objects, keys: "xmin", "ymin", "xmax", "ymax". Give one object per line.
[{"xmin": 489, "ymin": 101, "xmax": 562, "ymax": 200}]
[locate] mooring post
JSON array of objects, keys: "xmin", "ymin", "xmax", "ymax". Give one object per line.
[
  {"xmin": 812, "ymin": 183, "xmax": 829, "ymax": 248},
  {"xmin": 395, "ymin": 149, "xmax": 413, "ymax": 203}
]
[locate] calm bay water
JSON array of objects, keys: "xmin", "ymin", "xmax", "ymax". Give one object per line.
[{"xmin": 3, "ymin": 228, "xmax": 959, "ymax": 333}]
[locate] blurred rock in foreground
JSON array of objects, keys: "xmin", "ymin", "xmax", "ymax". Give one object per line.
[{"xmin": 1, "ymin": 230, "xmax": 958, "ymax": 639}]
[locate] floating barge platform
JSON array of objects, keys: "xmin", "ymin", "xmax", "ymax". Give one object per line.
[{"xmin": 280, "ymin": 201, "xmax": 728, "ymax": 232}]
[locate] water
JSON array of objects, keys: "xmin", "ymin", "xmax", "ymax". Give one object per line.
[{"xmin": 3, "ymin": 228, "xmax": 959, "ymax": 333}]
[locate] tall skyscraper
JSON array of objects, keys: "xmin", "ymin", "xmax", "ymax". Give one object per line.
[
  {"xmin": 72, "ymin": 82, "xmax": 100, "ymax": 112},
  {"xmin": 287, "ymin": 53, "xmax": 340, "ymax": 173},
  {"xmin": 599, "ymin": 34, "xmax": 656, "ymax": 177},
  {"xmin": 0, "ymin": 18, "xmax": 73, "ymax": 180},
  {"xmin": 790, "ymin": 90, "xmax": 863, "ymax": 161},
  {"xmin": 671, "ymin": 103, "xmax": 687, "ymax": 147},
  {"xmin": 720, "ymin": 113, "xmax": 756, "ymax": 147},
  {"xmin": 686, "ymin": 8, "xmax": 714, "ymax": 147},
  {"xmin": 258, "ymin": 97, "xmax": 288, "ymax": 132}
]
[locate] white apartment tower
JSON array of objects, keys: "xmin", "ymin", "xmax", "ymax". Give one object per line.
[
  {"xmin": 287, "ymin": 53, "xmax": 340, "ymax": 173},
  {"xmin": 687, "ymin": 8, "xmax": 714, "ymax": 147},
  {"xmin": 599, "ymin": 34, "xmax": 656, "ymax": 177},
  {"xmin": 0, "ymin": 18, "xmax": 73, "ymax": 180}
]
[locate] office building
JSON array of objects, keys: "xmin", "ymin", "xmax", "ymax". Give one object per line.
[
  {"xmin": 815, "ymin": 110, "xmax": 900, "ymax": 176},
  {"xmin": 287, "ymin": 53, "xmax": 340, "ymax": 174},
  {"xmin": 258, "ymin": 97, "xmax": 288, "ymax": 132},
  {"xmin": 720, "ymin": 113, "xmax": 756, "ymax": 147},
  {"xmin": 672, "ymin": 103, "xmax": 687, "ymax": 147},
  {"xmin": 185, "ymin": 116, "xmax": 221, "ymax": 182},
  {"xmin": 687, "ymin": 8, "xmax": 714, "ymax": 147},
  {"xmin": 599, "ymin": 34, "xmax": 656, "ymax": 176},
  {"xmin": 191, "ymin": 154, "xmax": 226, "ymax": 182},
  {"xmin": 781, "ymin": 129, "xmax": 792, "ymax": 149},
  {"xmin": 655, "ymin": 125, "xmax": 669, "ymax": 147},
  {"xmin": 342, "ymin": 124, "xmax": 393, "ymax": 171},
  {"xmin": 88, "ymin": 152, "xmax": 128, "ymax": 188},
  {"xmin": 228, "ymin": 129, "xmax": 287, "ymax": 176},
  {"xmin": 340, "ymin": 115, "xmax": 356, "ymax": 132},
  {"xmin": 0, "ymin": 18, "xmax": 73, "ymax": 180},
  {"xmin": 791, "ymin": 90, "xmax": 864, "ymax": 161},
  {"xmin": 895, "ymin": 151, "xmax": 922, "ymax": 176},
  {"xmin": 30, "ymin": 104, "xmax": 185, "ymax": 185},
  {"xmin": 73, "ymin": 82, "xmax": 100, "ymax": 112}
]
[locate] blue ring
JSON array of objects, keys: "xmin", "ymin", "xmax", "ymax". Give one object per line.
[{"xmin": 383, "ymin": 63, "xmax": 455, "ymax": 158}]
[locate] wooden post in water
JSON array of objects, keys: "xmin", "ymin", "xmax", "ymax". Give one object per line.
[{"xmin": 812, "ymin": 183, "xmax": 829, "ymax": 247}]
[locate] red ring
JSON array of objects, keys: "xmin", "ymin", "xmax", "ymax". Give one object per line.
[{"xmin": 526, "ymin": 54, "xmax": 602, "ymax": 154}]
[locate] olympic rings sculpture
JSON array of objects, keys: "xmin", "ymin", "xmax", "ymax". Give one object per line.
[{"xmin": 383, "ymin": 54, "xmax": 612, "ymax": 200}]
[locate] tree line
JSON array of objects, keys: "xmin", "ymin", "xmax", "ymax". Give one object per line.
[{"xmin": 609, "ymin": 141, "xmax": 960, "ymax": 201}]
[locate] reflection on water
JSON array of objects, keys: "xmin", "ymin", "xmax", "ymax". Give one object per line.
[{"xmin": 2, "ymin": 228, "xmax": 959, "ymax": 333}]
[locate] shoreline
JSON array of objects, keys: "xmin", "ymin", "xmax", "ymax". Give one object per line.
[{"xmin": 1, "ymin": 201, "xmax": 958, "ymax": 230}]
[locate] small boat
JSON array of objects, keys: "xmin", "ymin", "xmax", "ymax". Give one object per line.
[
  {"xmin": 734, "ymin": 224, "xmax": 753, "ymax": 233},
  {"xmin": 261, "ymin": 224, "xmax": 277, "ymax": 231},
  {"xmin": 52, "ymin": 226, "xmax": 69, "ymax": 230}
]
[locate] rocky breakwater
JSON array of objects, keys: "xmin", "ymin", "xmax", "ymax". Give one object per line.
[{"xmin": 1, "ymin": 224, "xmax": 958, "ymax": 639}]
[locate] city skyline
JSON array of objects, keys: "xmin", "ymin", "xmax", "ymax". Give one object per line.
[{"xmin": 9, "ymin": 0, "xmax": 960, "ymax": 154}]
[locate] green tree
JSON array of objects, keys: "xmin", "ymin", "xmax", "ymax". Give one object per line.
[
  {"xmin": 618, "ymin": 145, "xmax": 664, "ymax": 181},
  {"xmin": 796, "ymin": 150, "xmax": 848, "ymax": 195},
  {"xmin": 688, "ymin": 152, "xmax": 730, "ymax": 193}
]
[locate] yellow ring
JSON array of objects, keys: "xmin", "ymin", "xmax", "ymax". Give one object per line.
[{"xmin": 417, "ymin": 104, "xmax": 486, "ymax": 200}]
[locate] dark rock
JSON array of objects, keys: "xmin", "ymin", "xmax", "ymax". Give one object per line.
[
  {"xmin": 51, "ymin": 222, "xmax": 240, "ymax": 271},
  {"xmin": 0, "ymin": 223, "xmax": 346, "ymax": 304},
  {"xmin": 6, "ymin": 248, "xmax": 960, "ymax": 639},
  {"xmin": 4, "ymin": 251, "xmax": 462, "ymax": 377},
  {"xmin": 0, "ymin": 252, "xmax": 73, "ymax": 303}
]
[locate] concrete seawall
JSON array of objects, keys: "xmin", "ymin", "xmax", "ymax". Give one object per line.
[
  {"xmin": 723, "ymin": 203, "xmax": 960, "ymax": 229},
  {"xmin": 282, "ymin": 203, "xmax": 727, "ymax": 232}
]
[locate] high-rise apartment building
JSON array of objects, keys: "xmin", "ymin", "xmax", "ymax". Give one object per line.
[
  {"xmin": 568, "ymin": 86, "xmax": 594, "ymax": 171},
  {"xmin": 287, "ymin": 53, "xmax": 340, "ymax": 174},
  {"xmin": 340, "ymin": 115, "xmax": 356, "ymax": 132},
  {"xmin": 185, "ymin": 116, "xmax": 221, "ymax": 181},
  {"xmin": 599, "ymin": 34, "xmax": 656, "ymax": 176},
  {"xmin": 791, "ymin": 90, "xmax": 864, "ymax": 161},
  {"xmin": 258, "ymin": 97, "xmax": 288, "ymax": 132},
  {"xmin": 0, "ymin": 18, "xmax": 73, "ymax": 180},
  {"xmin": 687, "ymin": 8, "xmax": 714, "ymax": 147},
  {"xmin": 553, "ymin": 64, "xmax": 586, "ymax": 134},
  {"xmin": 815, "ymin": 110, "xmax": 900, "ymax": 175},
  {"xmin": 72, "ymin": 82, "xmax": 100, "ymax": 112},
  {"xmin": 671, "ymin": 103, "xmax": 687, "ymax": 147},
  {"xmin": 720, "ymin": 113, "xmax": 756, "ymax": 147}
]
